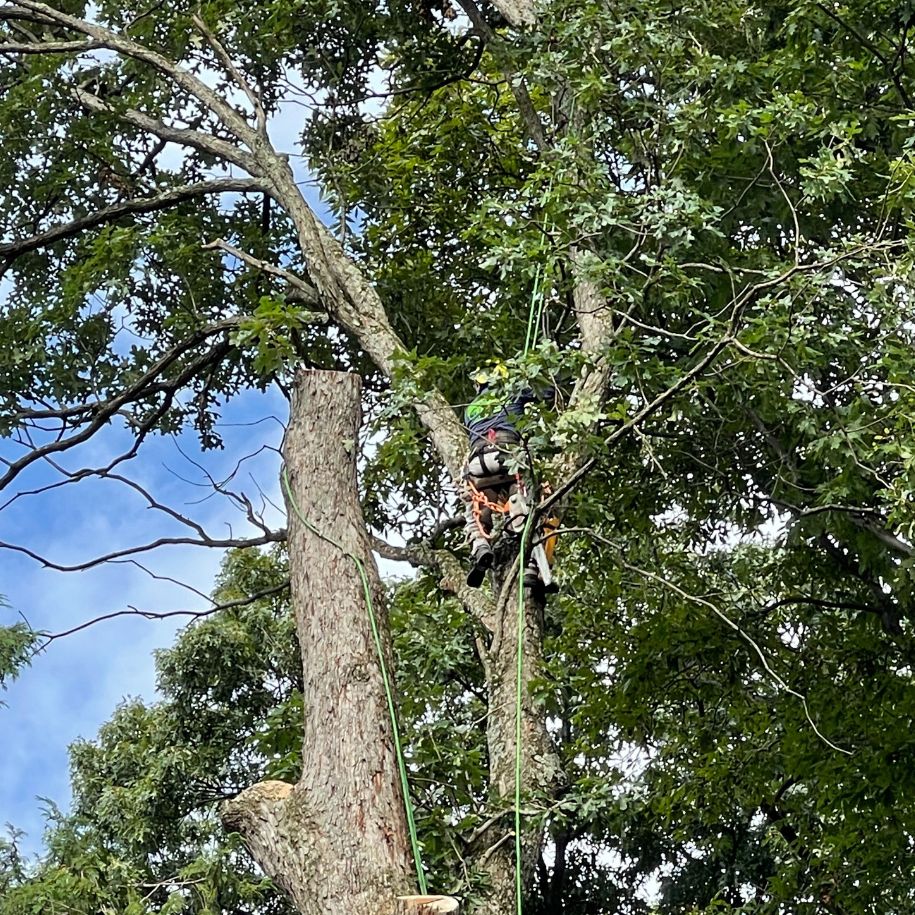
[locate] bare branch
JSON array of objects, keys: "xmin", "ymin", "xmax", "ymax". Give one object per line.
[
  {"xmin": 35, "ymin": 580, "xmax": 289, "ymax": 648},
  {"xmin": 202, "ymin": 238, "xmax": 322, "ymax": 309},
  {"xmin": 369, "ymin": 534, "xmax": 430, "ymax": 567},
  {"xmin": 55, "ymin": 463, "xmax": 212, "ymax": 539},
  {"xmin": 0, "ymin": 178, "xmax": 264, "ymax": 265},
  {"xmin": 0, "ymin": 319, "xmax": 239, "ymax": 492},
  {"xmin": 579, "ymin": 528, "xmax": 854, "ymax": 756},
  {"xmin": 0, "ymin": 528, "xmax": 284, "ymax": 574},
  {"xmin": 368, "ymin": 516, "xmax": 462, "ymax": 567},
  {"xmin": 191, "ymin": 12, "xmax": 266, "ymax": 132}
]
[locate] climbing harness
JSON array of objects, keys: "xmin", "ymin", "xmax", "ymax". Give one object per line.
[{"xmin": 281, "ymin": 468, "xmax": 428, "ymax": 895}]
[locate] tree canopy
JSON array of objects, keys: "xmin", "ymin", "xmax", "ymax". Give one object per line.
[{"xmin": 3, "ymin": 0, "xmax": 915, "ymax": 912}]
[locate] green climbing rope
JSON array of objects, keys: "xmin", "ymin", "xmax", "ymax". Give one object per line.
[
  {"xmin": 514, "ymin": 509, "xmax": 537, "ymax": 915},
  {"xmin": 523, "ymin": 261, "xmax": 547, "ymax": 355},
  {"xmin": 522, "ymin": 184, "xmax": 554, "ymax": 357},
  {"xmin": 281, "ymin": 467, "xmax": 427, "ymax": 895},
  {"xmin": 515, "ymin": 231, "xmax": 552, "ymax": 915}
]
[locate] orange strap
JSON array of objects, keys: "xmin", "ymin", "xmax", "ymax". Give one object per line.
[
  {"xmin": 467, "ymin": 476, "xmax": 519, "ymax": 541},
  {"xmin": 542, "ymin": 515, "xmax": 560, "ymax": 564},
  {"xmin": 467, "ymin": 479, "xmax": 512, "ymax": 513}
]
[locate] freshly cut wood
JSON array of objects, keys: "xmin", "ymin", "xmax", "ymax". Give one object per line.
[{"xmin": 395, "ymin": 895, "xmax": 460, "ymax": 913}]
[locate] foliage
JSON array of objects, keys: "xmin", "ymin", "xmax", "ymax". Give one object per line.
[
  {"xmin": 0, "ymin": 550, "xmax": 297, "ymax": 915},
  {"xmin": 0, "ymin": 598, "xmax": 37, "ymax": 698}
]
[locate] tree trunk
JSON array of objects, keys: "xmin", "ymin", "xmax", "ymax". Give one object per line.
[
  {"xmin": 222, "ymin": 369, "xmax": 416, "ymax": 915},
  {"xmin": 476, "ymin": 565, "xmax": 564, "ymax": 915}
]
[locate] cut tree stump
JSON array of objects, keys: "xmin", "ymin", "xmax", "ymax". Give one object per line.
[{"xmin": 395, "ymin": 895, "xmax": 460, "ymax": 913}]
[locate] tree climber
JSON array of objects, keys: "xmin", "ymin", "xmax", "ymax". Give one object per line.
[{"xmin": 461, "ymin": 364, "xmax": 559, "ymax": 591}]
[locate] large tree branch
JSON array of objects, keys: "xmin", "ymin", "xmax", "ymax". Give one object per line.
[
  {"xmin": 0, "ymin": 38, "xmax": 103, "ymax": 52},
  {"xmin": 259, "ymin": 157, "xmax": 468, "ymax": 479},
  {"xmin": 550, "ymin": 250, "xmax": 619, "ymax": 483},
  {"xmin": 72, "ymin": 87, "xmax": 262, "ymax": 176},
  {"xmin": 0, "ymin": 4, "xmax": 55, "ymax": 25},
  {"xmin": 368, "ymin": 529, "xmax": 496, "ymax": 634},
  {"xmin": 10, "ymin": 0, "xmax": 262, "ymax": 144},
  {"xmin": 0, "ymin": 178, "xmax": 264, "ymax": 265}
]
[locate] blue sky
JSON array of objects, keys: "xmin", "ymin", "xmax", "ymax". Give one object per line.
[{"xmin": 0, "ymin": 386, "xmax": 289, "ymax": 856}]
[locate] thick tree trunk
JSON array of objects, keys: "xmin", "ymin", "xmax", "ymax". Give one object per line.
[{"xmin": 222, "ymin": 370, "xmax": 417, "ymax": 915}]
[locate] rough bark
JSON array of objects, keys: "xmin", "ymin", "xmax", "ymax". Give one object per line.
[
  {"xmin": 474, "ymin": 566, "xmax": 564, "ymax": 915},
  {"xmin": 222, "ymin": 370, "xmax": 416, "ymax": 915},
  {"xmin": 550, "ymin": 248, "xmax": 618, "ymax": 481},
  {"xmin": 487, "ymin": 0, "xmax": 537, "ymax": 27}
]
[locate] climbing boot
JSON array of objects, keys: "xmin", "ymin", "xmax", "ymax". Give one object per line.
[
  {"xmin": 523, "ymin": 563, "xmax": 559, "ymax": 595},
  {"xmin": 467, "ymin": 547, "xmax": 494, "ymax": 588}
]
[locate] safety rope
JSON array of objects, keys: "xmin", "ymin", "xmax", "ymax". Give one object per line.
[
  {"xmin": 522, "ymin": 169, "xmax": 558, "ymax": 356},
  {"xmin": 514, "ymin": 227, "xmax": 552, "ymax": 915},
  {"xmin": 514, "ymin": 507, "xmax": 537, "ymax": 915},
  {"xmin": 281, "ymin": 467, "xmax": 428, "ymax": 894},
  {"xmin": 523, "ymin": 261, "xmax": 547, "ymax": 355}
]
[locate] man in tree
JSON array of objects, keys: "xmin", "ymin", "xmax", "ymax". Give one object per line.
[{"xmin": 462, "ymin": 364, "xmax": 557, "ymax": 591}]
